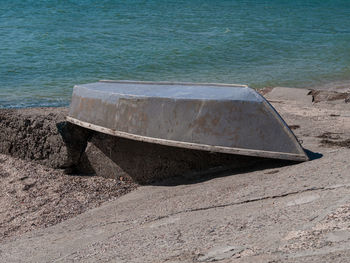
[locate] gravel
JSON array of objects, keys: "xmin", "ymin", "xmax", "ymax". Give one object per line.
[{"xmin": 0, "ymin": 154, "xmax": 137, "ymax": 241}]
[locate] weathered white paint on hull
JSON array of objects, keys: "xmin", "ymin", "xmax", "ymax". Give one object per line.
[{"xmin": 67, "ymin": 80, "xmax": 308, "ymax": 161}]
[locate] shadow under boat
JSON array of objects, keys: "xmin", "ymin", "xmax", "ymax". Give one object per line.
[{"xmin": 63, "ymin": 130, "xmax": 321, "ymax": 185}]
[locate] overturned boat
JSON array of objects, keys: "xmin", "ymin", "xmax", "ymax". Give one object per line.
[{"xmin": 67, "ymin": 80, "xmax": 308, "ymax": 161}]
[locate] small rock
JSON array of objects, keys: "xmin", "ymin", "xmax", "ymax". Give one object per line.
[{"xmin": 22, "ymin": 181, "xmax": 36, "ymax": 191}]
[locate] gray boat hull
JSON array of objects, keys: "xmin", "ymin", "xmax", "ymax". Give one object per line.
[{"xmin": 67, "ymin": 81, "xmax": 308, "ymax": 161}]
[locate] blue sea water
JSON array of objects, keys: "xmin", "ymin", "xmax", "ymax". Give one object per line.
[{"xmin": 1, "ymin": 0, "xmax": 350, "ymax": 108}]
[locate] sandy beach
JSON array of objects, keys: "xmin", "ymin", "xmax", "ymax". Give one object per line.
[{"xmin": 0, "ymin": 86, "xmax": 350, "ymax": 262}]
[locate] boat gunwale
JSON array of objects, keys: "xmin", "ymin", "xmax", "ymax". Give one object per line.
[
  {"xmin": 66, "ymin": 116, "xmax": 309, "ymax": 162},
  {"xmin": 98, "ymin": 80, "xmax": 249, "ymax": 88}
]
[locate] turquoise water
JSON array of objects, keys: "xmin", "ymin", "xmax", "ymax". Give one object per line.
[{"xmin": 1, "ymin": 0, "xmax": 350, "ymax": 108}]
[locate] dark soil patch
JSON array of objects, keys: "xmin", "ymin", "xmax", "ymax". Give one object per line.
[
  {"xmin": 317, "ymin": 132, "xmax": 342, "ymax": 140},
  {"xmin": 289, "ymin": 125, "xmax": 300, "ymax": 130},
  {"xmin": 320, "ymin": 139, "xmax": 350, "ymax": 148}
]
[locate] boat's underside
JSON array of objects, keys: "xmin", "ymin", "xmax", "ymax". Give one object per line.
[{"xmin": 67, "ymin": 80, "xmax": 309, "ymax": 161}]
